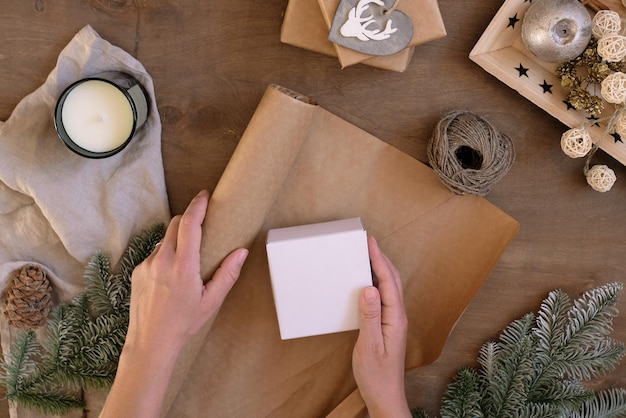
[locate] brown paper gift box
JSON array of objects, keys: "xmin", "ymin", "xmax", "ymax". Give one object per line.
[
  {"xmin": 160, "ymin": 85, "xmax": 519, "ymax": 417},
  {"xmin": 281, "ymin": 0, "xmax": 447, "ymax": 71}
]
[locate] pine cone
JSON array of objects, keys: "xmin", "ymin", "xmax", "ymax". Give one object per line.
[{"xmin": 4, "ymin": 264, "xmax": 53, "ymax": 329}]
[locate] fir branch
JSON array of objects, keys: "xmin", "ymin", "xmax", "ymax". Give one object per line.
[
  {"xmin": 1, "ymin": 223, "xmax": 166, "ymax": 414},
  {"xmin": 7, "ymin": 391, "xmax": 84, "ymax": 416},
  {"xmin": 534, "ymin": 289, "xmax": 572, "ymax": 359},
  {"xmin": 572, "ymin": 388, "xmax": 626, "ymax": 418},
  {"xmin": 477, "ymin": 341, "xmax": 498, "ymax": 384},
  {"xmin": 84, "ymin": 252, "xmax": 115, "ymax": 316},
  {"xmin": 415, "ymin": 283, "xmax": 626, "ymax": 418},
  {"xmin": 483, "ymin": 314, "xmax": 535, "ymax": 417},
  {"xmin": 440, "ymin": 368, "xmax": 483, "ymax": 418},
  {"xmin": 117, "ymin": 223, "xmax": 165, "ymax": 280},
  {"xmin": 563, "ymin": 284, "xmax": 623, "ymax": 352},
  {"xmin": 1, "ymin": 331, "xmax": 39, "ymax": 391},
  {"xmin": 522, "ymin": 401, "xmax": 563, "ymax": 418},
  {"xmin": 529, "ymin": 379, "xmax": 592, "ymax": 414},
  {"xmin": 412, "ymin": 409, "xmax": 432, "ymax": 418}
]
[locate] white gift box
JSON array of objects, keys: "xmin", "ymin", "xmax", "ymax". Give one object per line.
[{"xmin": 266, "ymin": 217, "xmax": 373, "ymax": 340}]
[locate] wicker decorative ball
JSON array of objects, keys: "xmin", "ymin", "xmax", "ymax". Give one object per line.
[
  {"xmin": 601, "ymin": 71, "xmax": 626, "ymax": 103},
  {"xmin": 592, "ymin": 10, "xmax": 622, "ymax": 39},
  {"xmin": 586, "ymin": 164, "xmax": 617, "ymax": 192},
  {"xmin": 597, "ymin": 34, "xmax": 626, "ymax": 62},
  {"xmin": 561, "ymin": 128, "xmax": 593, "ymax": 158}
]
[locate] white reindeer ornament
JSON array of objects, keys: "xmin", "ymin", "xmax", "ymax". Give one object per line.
[{"xmin": 328, "ymin": 0, "xmax": 413, "ymax": 56}]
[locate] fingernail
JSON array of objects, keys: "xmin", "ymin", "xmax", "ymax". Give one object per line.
[
  {"xmin": 195, "ymin": 189, "xmax": 209, "ymax": 199},
  {"xmin": 236, "ymin": 248, "xmax": 249, "ymax": 266},
  {"xmin": 364, "ymin": 286, "xmax": 378, "ymax": 303}
]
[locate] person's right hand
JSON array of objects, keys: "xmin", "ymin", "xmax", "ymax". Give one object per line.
[{"xmin": 352, "ymin": 236, "xmax": 411, "ymax": 418}]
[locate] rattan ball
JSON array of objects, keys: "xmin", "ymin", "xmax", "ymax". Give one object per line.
[
  {"xmin": 586, "ymin": 164, "xmax": 617, "ymax": 192},
  {"xmin": 592, "ymin": 10, "xmax": 622, "ymax": 39},
  {"xmin": 601, "ymin": 71, "xmax": 626, "ymax": 103},
  {"xmin": 597, "ymin": 34, "xmax": 626, "ymax": 62},
  {"xmin": 561, "ymin": 128, "xmax": 593, "ymax": 158}
]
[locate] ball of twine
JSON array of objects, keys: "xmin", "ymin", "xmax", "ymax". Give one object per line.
[
  {"xmin": 427, "ymin": 111, "xmax": 515, "ymax": 196},
  {"xmin": 601, "ymin": 71, "xmax": 626, "ymax": 103},
  {"xmin": 561, "ymin": 128, "xmax": 593, "ymax": 158},
  {"xmin": 586, "ymin": 164, "xmax": 617, "ymax": 192},
  {"xmin": 597, "ymin": 34, "xmax": 626, "ymax": 62},
  {"xmin": 593, "ymin": 10, "xmax": 622, "ymax": 39}
]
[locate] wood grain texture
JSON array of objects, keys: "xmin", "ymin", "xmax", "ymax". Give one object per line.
[{"xmin": 0, "ymin": 0, "xmax": 625, "ymax": 416}]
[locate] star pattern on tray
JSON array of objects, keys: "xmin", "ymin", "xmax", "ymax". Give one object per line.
[
  {"xmin": 539, "ymin": 80, "xmax": 553, "ymax": 94},
  {"xmin": 611, "ymin": 132, "xmax": 624, "ymax": 143},
  {"xmin": 507, "ymin": 13, "xmax": 520, "ymax": 28},
  {"xmin": 587, "ymin": 115, "xmax": 600, "ymax": 127},
  {"xmin": 563, "ymin": 100, "xmax": 576, "ymax": 110},
  {"xmin": 515, "ymin": 63, "xmax": 529, "ymax": 77}
]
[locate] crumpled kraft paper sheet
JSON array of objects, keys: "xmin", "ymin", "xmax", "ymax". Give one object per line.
[
  {"xmin": 162, "ymin": 85, "xmax": 519, "ymax": 417},
  {"xmin": 0, "ymin": 26, "xmax": 170, "ymax": 418}
]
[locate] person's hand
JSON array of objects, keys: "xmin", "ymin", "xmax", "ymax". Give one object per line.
[
  {"xmin": 126, "ymin": 189, "xmax": 249, "ymax": 355},
  {"xmin": 101, "ymin": 190, "xmax": 248, "ymax": 418},
  {"xmin": 352, "ymin": 236, "xmax": 411, "ymax": 418}
]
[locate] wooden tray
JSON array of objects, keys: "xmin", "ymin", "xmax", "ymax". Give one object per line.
[{"xmin": 470, "ymin": 0, "xmax": 626, "ymax": 166}]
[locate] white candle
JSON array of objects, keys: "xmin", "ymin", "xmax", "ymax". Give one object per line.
[{"xmin": 60, "ymin": 80, "xmax": 134, "ymax": 153}]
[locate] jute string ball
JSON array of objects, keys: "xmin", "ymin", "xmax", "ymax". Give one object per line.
[
  {"xmin": 561, "ymin": 127, "xmax": 593, "ymax": 158},
  {"xmin": 427, "ymin": 110, "xmax": 515, "ymax": 196},
  {"xmin": 601, "ymin": 71, "xmax": 626, "ymax": 103},
  {"xmin": 597, "ymin": 34, "xmax": 626, "ymax": 62},
  {"xmin": 585, "ymin": 164, "xmax": 617, "ymax": 192},
  {"xmin": 592, "ymin": 10, "xmax": 622, "ymax": 39}
]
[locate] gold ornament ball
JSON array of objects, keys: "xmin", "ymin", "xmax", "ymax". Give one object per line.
[{"xmin": 522, "ymin": 0, "xmax": 592, "ymax": 63}]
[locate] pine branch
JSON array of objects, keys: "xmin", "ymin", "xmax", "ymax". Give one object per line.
[
  {"xmin": 84, "ymin": 252, "xmax": 115, "ymax": 316},
  {"xmin": 483, "ymin": 314, "xmax": 535, "ymax": 417},
  {"xmin": 572, "ymin": 388, "xmax": 626, "ymax": 418},
  {"xmin": 563, "ymin": 284, "xmax": 623, "ymax": 352},
  {"xmin": 440, "ymin": 368, "xmax": 483, "ymax": 418},
  {"xmin": 1, "ymin": 223, "xmax": 166, "ymax": 414},
  {"xmin": 8, "ymin": 391, "xmax": 84, "ymax": 416},
  {"xmin": 117, "ymin": 223, "xmax": 165, "ymax": 280},
  {"xmin": 418, "ymin": 283, "xmax": 626, "ymax": 418},
  {"xmin": 1, "ymin": 331, "xmax": 39, "ymax": 392}
]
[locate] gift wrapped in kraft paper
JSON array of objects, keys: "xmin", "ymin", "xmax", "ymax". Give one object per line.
[
  {"xmin": 281, "ymin": 0, "xmax": 447, "ymax": 71},
  {"xmin": 162, "ymin": 85, "xmax": 519, "ymax": 418}
]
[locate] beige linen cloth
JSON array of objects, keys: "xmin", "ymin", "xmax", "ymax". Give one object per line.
[{"xmin": 0, "ymin": 26, "xmax": 170, "ymax": 417}]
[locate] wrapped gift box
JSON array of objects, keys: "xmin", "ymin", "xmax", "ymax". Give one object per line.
[{"xmin": 281, "ymin": 0, "xmax": 447, "ymax": 71}]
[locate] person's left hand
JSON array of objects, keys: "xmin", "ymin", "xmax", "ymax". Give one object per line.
[{"xmin": 126, "ymin": 189, "xmax": 249, "ymax": 355}]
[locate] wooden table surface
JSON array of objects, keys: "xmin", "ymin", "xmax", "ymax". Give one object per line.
[{"xmin": 1, "ymin": 1, "xmax": 625, "ymax": 416}]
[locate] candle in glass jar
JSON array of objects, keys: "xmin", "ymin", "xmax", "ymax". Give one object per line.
[{"xmin": 60, "ymin": 80, "xmax": 134, "ymax": 153}]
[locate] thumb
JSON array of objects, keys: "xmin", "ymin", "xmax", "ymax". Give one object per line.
[
  {"xmin": 202, "ymin": 248, "xmax": 249, "ymax": 315},
  {"xmin": 358, "ymin": 286, "xmax": 383, "ymax": 346}
]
